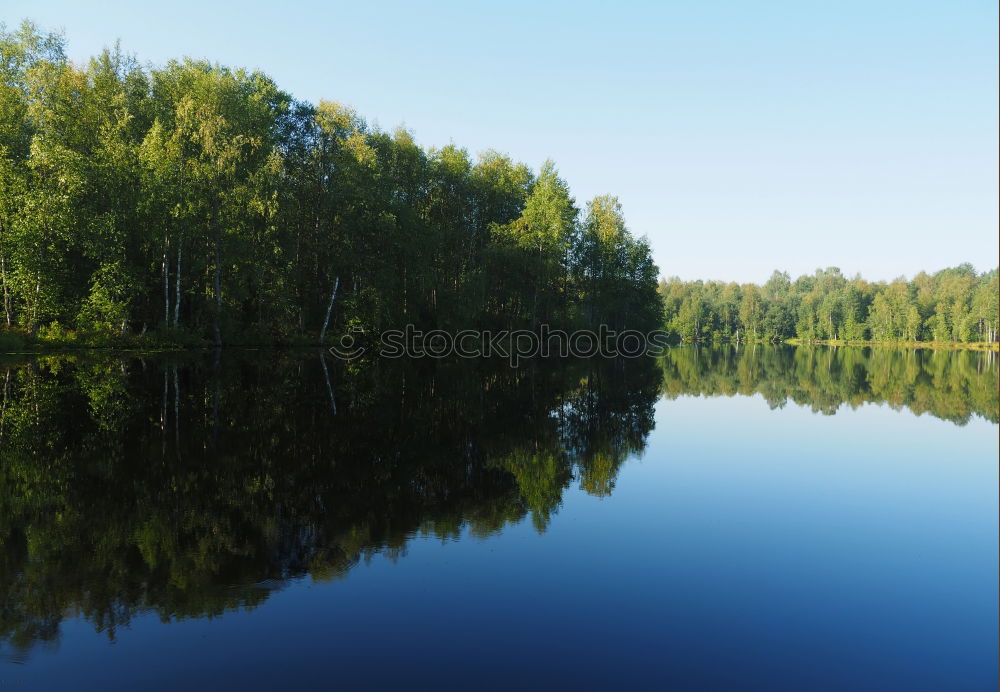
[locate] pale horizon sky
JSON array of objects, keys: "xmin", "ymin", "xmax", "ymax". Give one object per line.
[{"xmin": 3, "ymin": 0, "xmax": 997, "ymax": 284}]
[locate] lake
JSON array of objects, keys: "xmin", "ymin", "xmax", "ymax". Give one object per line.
[{"xmin": 1, "ymin": 346, "xmax": 996, "ymax": 690}]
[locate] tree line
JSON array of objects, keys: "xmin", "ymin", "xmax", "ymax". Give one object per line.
[
  {"xmin": 659, "ymin": 265, "xmax": 999, "ymax": 345},
  {"xmin": 0, "ymin": 21, "xmax": 662, "ymax": 347}
]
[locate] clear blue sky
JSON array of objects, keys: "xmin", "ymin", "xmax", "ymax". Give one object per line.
[{"xmin": 4, "ymin": 0, "xmax": 997, "ymax": 283}]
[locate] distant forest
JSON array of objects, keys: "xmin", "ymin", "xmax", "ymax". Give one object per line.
[
  {"xmin": 0, "ymin": 22, "xmax": 661, "ymax": 347},
  {"xmin": 659, "ymin": 265, "xmax": 999, "ymax": 345}
]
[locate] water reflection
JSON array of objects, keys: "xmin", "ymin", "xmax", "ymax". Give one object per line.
[
  {"xmin": 0, "ymin": 353, "xmax": 660, "ymax": 659},
  {"xmin": 660, "ymin": 345, "xmax": 998, "ymax": 424},
  {"xmin": 0, "ymin": 345, "xmax": 995, "ymax": 661}
]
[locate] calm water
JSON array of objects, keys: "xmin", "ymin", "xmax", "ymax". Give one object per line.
[{"xmin": 1, "ymin": 346, "xmax": 996, "ymax": 690}]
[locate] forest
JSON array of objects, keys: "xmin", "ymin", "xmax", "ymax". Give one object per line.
[
  {"xmin": 659, "ymin": 265, "xmax": 999, "ymax": 346},
  {"xmin": 0, "ymin": 22, "xmax": 662, "ymax": 348}
]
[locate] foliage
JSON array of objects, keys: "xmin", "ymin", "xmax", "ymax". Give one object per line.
[
  {"xmin": 659, "ymin": 266, "xmax": 998, "ymax": 345},
  {"xmin": 0, "ymin": 21, "xmax": 662, "ymax": 347}
]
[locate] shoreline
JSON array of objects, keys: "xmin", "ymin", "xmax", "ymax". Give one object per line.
[
  {"xmin": 3, "ymin": 337, "xmax": 998, "ymax": 356},
  {"xmin": 783, "ymin": 338, "xmax": 999, "ymax": 352},
  {"xmin": 665, "ymin": 338, "xmax": 998, "ymax": 352}
]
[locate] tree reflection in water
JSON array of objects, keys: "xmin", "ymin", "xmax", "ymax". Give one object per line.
[
  {"xmin": 0, "ymin": 345, "xmax": 995, "ymax": 658},
  {"xmin": 0, "ymin": 352, "xmax": 660, "ymax": 658},
  {"xmin": 660, "ymin": 345, "xmax": 997, "ymax": 425}
]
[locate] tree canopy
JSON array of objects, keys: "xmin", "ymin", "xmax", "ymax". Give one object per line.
[
  {"xmin": 659, "ymin": 265, "xmax": 998, "ymax": 345},
  {"xmin": 0, "ymin": 21, "xmax": 662, "ymax": 346}
]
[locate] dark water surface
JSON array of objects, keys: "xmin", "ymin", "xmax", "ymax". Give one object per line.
[{"xmin": 1, "ymin": 346, "xmax": 996, "ymax": 690}]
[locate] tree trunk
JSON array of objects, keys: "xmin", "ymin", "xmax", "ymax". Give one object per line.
[
  {"xmin": 0, "ymin": 369, "xmax": 10, "ymax": 444},
  {"xmin": 212, "ymin": 199, "xmax": 223, "ymax": 347},
  {"xmin": 30, "ymin": 278, "xmax": 40, "ymax": 337},
  {"xmin": 162, "ymin": 235, "xmax": 170, "ymax": 328},
  {"xmin": 531, "ymin": 282, "xmax": 539, "ymax": 331},
  {"xmin": 319, "ymin": 275, "xmax": 340, "ymax": 345},
  {"xmin": 173, "ymin": 233, "xmax": 182, "ymax": 327},
  {"xmin": 0, "ymin": 252, "xmax": 11, "ymax": 328},
  {"xmin": 320, "ymin": 351, "xmax": 337, "ymax": 415},
  {"xmin": 0, "ymin": 221, "xmax": 11, "ymax": 327}
]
